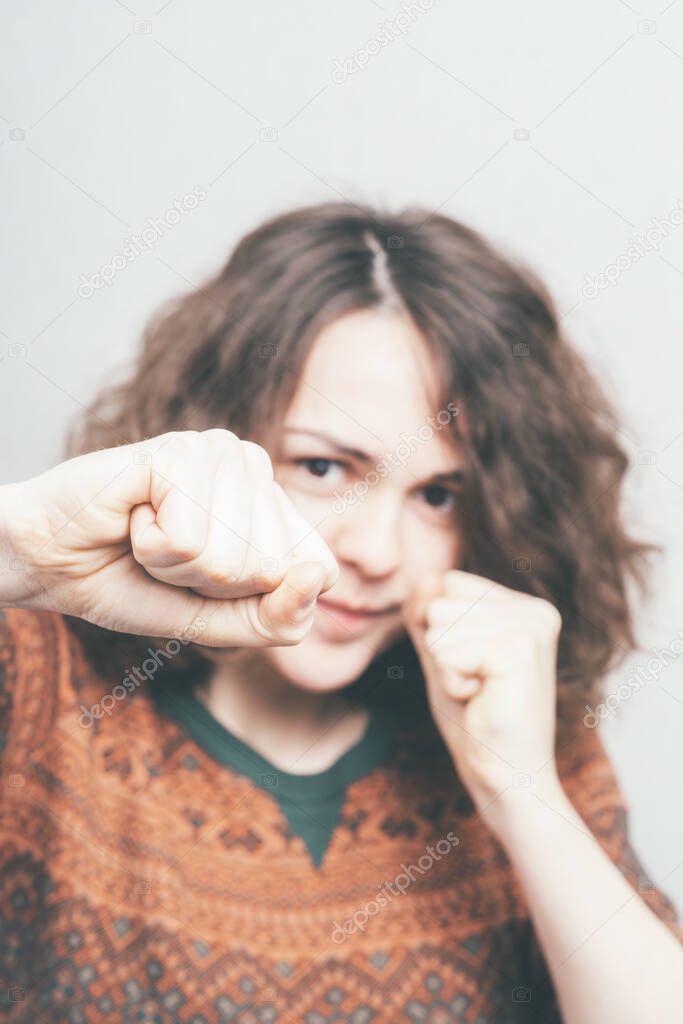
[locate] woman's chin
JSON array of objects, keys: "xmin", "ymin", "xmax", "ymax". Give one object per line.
[{"xmin": 264, "ymin": 630, "xmax": 380, "ymax": 694}]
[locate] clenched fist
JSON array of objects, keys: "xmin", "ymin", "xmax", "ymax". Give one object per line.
[
  {"xmin": 0, "ymin": 429, "xmax": 339, "ymax": 647},
  {"xmin": 403, "ymin": 569, "xmax": 562, "ymax": 840}
]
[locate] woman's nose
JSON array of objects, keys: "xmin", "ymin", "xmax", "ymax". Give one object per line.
[{"xmin": 330, "ymin": 491, "xmax": 403, "ymax": 577}]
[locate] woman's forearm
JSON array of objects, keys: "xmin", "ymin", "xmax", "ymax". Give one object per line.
[{"xmin": 491, "ymin": 775, "xmax": 683, "ymax": 1023}]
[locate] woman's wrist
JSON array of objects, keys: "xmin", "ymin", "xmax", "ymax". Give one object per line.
[
  {"xmin": 0, "ymin": 480, "xmax": 45, "ymax": 609},
  {"xmin": 470, "ymin": 765, "xmax": 572, "ymax": 852}
]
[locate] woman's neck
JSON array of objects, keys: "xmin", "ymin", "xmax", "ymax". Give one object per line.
[{"xmin": 196, "ymin": 652, "xmax": 370, "ymax": 774}]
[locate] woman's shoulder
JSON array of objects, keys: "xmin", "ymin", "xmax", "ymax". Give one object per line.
[
  {"xmin": 555, "ymin": 706, "xmax": 683, "ymax": 945},
  {"xmin": 0, "ymin": 604, "xmax": 67, "ymax": 666},
  {"xmin": 0, "ymin": 605, "xmax": 72, "ymax": 721},
  {"xmin": 0, "ymin": 603, "xmax": 112, "ymax": 689},
  {"xmin": 0, "ymin": 606, "xmax": 143, "ymax": 764}
]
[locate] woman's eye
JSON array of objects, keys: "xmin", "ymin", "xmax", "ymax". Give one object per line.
[
  {"xmin": 294, "ymin": 457, "xmax": 346, "ymax": 482},
  {"xmin": 419, "ymin": 484, "xmax": 459, "ymax": 514}
]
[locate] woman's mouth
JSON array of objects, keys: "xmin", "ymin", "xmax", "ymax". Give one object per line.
[{"xmin": 315, "ymin": 597, "xmax": 401, "ymax": 635}]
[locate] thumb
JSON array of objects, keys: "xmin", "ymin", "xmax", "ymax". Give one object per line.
[
  {"xmin": 403, "ymin": 571, "xmax": 446, "ymax": 650},
  {"xmin": 258, "ymin": 560, "xmax": 328, "ymax": 637}
]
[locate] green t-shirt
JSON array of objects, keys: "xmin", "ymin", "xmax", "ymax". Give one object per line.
[{"xmin": 152, "ymin": 680, "xmax": 399, "ymax": 867}]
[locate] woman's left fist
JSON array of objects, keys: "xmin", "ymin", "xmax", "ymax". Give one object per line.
[{"xmin": 403, "ymin": 569, "xmax": 563, "ymax": 829}]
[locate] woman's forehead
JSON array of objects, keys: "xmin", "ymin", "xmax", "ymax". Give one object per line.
[{"xmin": 288, "ymin": 308, "xmax": 445, "ymax": 429}]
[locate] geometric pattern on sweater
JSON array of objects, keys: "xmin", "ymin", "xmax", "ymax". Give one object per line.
[
  {"xmin": 1, "ymin": 607, "xmax": 682, "ymax": 1024},
  {"xmin": 149, "ymin": 677, "xmax": 400, "ymax": 868}
]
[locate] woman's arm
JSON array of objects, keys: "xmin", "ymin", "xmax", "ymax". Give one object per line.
[
  {"xmin": 0, "ymin": 430, "xmax": 338, "ymax": 644},
  {"xmin": 402, "ymin": 568, "xmax": 683, "ymax": 1023},
  {"xmin": 491, "ymin": 772, "xmax": 683, "ymax": 1024}
]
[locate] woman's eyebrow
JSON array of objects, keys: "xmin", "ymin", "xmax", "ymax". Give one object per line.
[
  {"xmin": 283, "ymin": 427, "xmax": 376, "ymax": 462},
  {"xmin": 430, "ymin": 468, "xmax": 465, "ymax": 485},
  {"xmin": 283, "ymin": 427, "xmax": 464, "ymax": 482}
]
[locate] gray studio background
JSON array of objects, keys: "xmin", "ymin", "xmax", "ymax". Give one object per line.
[{"xmin": 2, "ymin": 1, "xmax": 683, "ymax": 912}]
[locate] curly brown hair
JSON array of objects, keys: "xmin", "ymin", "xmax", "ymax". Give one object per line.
[{"xmin": 64, "ymin": 200, "xmax": 659, "ymax": 729}]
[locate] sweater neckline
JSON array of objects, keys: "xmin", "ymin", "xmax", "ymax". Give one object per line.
[{"xmin": 152, "ymin": 679, "xmax": 398, "ymax": 802}]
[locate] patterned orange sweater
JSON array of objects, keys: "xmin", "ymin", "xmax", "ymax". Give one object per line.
[{"xmin": 1, "ymin": 606, "xmax": 682, "ymax": 1023}]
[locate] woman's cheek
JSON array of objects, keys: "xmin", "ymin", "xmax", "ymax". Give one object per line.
[{"xmin": 403, "ymin": 515, "xmax": 462, "ymax": 583}]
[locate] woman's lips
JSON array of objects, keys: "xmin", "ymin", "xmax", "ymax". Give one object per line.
[{"xmin": 315, "ymin": 597, "xmax": 401, "ymax": 634}]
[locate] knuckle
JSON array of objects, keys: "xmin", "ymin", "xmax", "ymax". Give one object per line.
[
  {"xmin": 424, "ymin": 626, "xmax": 444, "ymax": 650},
  {"xmin": 241, "ymin": 440, "xmax": 274, "ymax": 478},
  {"xmin": 149, "ymin": 430, "xmax": 180, "ymax": 462},
  {"xmin": 172, "ymin": 430, "xmax": 201, "ymax": 454},
  {"xmin": 197, "ymin": 562, "xmax": 238, "ymax": 588},
  {"xmin": 202, "ymin": 429, "xmax": 246, "ymax": 470},
  {"xmin": 203, "ymin": 427, "xmax": 240, "ymax": 447},
  {"xmin": 166, "ymin": 535, "xmax": 204, "ymax": 562},
  {"xmin": 164, "ymin": 429, "xmax": 198, "ymax": 446},
  {"xmin": 178, "ymin": 430, "xmax": 202, "ymax": 449},
  {"xmin": 534, "ymin": 598, "xmax": 562, "ymax": 633},
  {"xmin": 425, "ymin": 598, "xmax": 451, "ymax": 624},
  {"xmin": 155, "ymin": 431, "xmax": 201, "ymax": 466}
]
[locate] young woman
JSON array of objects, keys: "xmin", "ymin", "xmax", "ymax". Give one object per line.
[{"xmin": 1, "ymin": 202, "xmax": 682, "ymax": 1023}]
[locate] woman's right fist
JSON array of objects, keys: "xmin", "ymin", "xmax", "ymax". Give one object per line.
[{"xmin": 0, "ymin": 429, "xmax": 340, "ymax": 647}]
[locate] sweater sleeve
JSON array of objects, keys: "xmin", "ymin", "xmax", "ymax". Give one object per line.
[
  {"xmin": 517, "ymin": 713, "xmax": 683, "ymax": 1022},
  {"xmin": 0, "ymin": 606, "xmax": 75, "ymax": 772},
  {"xmin": 555, "ymin": 715, "xmax": 683, "ymax": 945}
]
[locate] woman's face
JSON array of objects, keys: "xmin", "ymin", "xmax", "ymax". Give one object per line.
[{"xmin": 259, "ymin": 306, "xmax": 464, "ymax": 693}]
